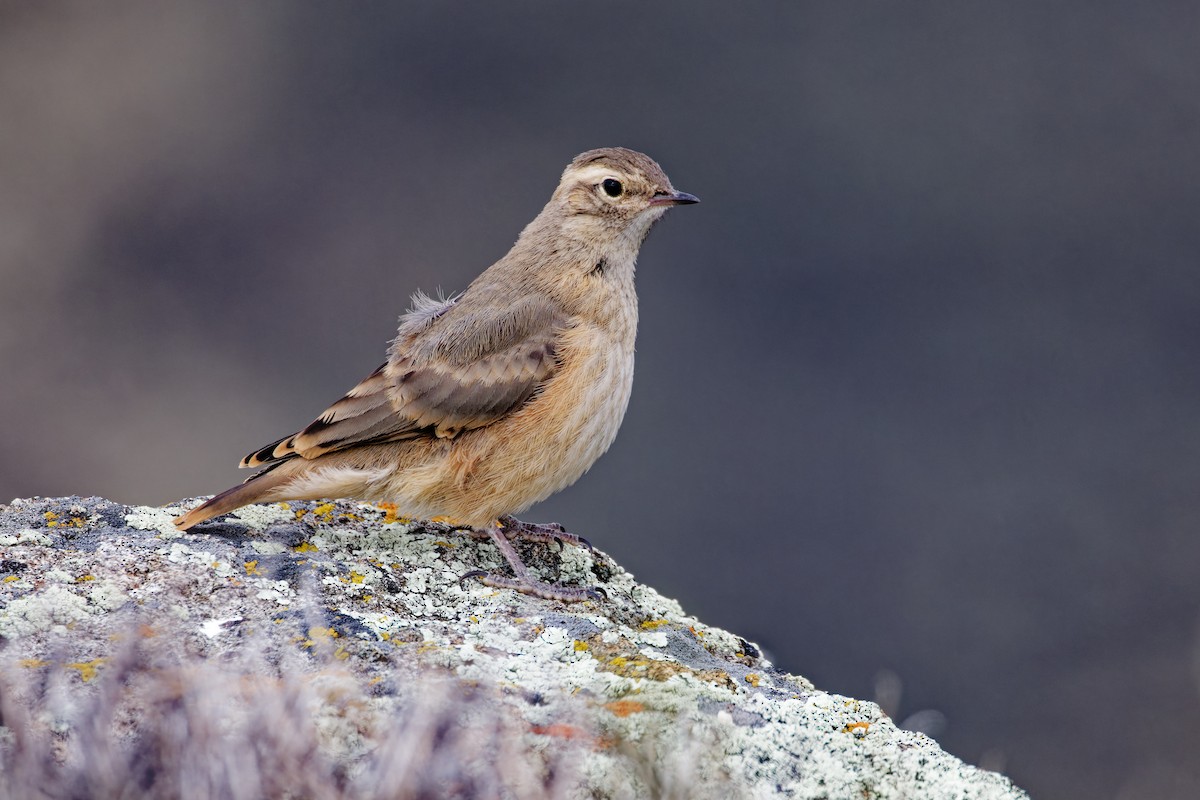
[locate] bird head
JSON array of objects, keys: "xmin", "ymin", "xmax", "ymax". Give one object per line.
[{"xmin": 554, "ymin": 147, "xmax": 698, "ymax": 245}]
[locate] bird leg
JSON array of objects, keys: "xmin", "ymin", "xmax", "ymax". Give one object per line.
[{"xmin": 460, "ymin": 517, "xmax": 602, "ymax": 602}]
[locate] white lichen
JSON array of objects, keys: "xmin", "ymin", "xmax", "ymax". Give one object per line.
[
  {"xmin": 0, "ymin": 584, "xmax": 94, "ymax": 638},
  {"xmin": 125, "ymin": 506, "xmax": 183, "ymax": 537}
]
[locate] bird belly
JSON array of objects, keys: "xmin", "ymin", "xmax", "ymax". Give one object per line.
[{"xmin": 375, "ymin": 324, "xmax": 634, "ymax": 526}]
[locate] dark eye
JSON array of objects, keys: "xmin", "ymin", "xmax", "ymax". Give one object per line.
[{"xmin": 601, "ymin": 178, "xmax": 623, "ymax": 197}]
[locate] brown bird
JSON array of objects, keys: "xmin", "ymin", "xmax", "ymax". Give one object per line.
[{"xmin": 174, "ymin": 147, "xmax": 698, "ymax": 600}]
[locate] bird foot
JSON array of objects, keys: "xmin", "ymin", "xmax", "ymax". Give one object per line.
[
  {"xmin": 496, "ymin": 515, "xmax": 593, "ymax": 551},
  {"xmin": 457, "ymin": 518, "xmax": 602, "ymax": 603}
]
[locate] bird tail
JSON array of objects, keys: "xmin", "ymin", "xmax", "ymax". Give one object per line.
[{"xmin": 173, "ymin": 466, "xmax": 292, "ymax": 530}]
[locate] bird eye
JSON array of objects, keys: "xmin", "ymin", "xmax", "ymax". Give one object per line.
[{"xmin": 601, "ymin": 178, "xmax": 623, "ymax": 197}]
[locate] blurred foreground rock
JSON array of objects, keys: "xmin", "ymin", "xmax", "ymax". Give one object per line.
[{"xmin": 0, "ymin": 496, "xmax": 1029, "ymax": 799}]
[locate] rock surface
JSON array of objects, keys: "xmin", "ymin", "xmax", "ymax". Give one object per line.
[{"xmin": 0, "ymin": 496, "xmax": 1029, "ymax": 799}]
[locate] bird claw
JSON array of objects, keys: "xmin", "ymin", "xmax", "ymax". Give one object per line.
[{"xmin": 458, "ymin": 569, "xmax": 489, "ymax": 585}]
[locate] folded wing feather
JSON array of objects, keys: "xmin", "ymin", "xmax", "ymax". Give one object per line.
[{"xmin": 239, "ymin": 292, "xmax": 567, "ymax": 468}]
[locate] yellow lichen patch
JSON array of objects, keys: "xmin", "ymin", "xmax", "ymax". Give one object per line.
[
  {"xmin": 843, "ymin": 721, "xmax": 871, "ymax": 737},
  {"xmin": 362, "ymin": 595, "xmax": 374, "ymax": 603},
  {"xmin": 639, "ymin": 619, "xmax": 671, "ymax": 630},
  {"xmin": 297, "ymin": 629, "xmax": 350, "ymax": 659},
  {"xmin": 76, "ymin": 574, "xmax": 95, "ymax": 582},
  {"xmin": 295, "ymin": 502, "xmax": 361, "ymax": 525},
  {"xmin": 588, "ymin": 639, "xmax": 691, "ymax": 682},
  {"xmin": 3, "ymin": 575, "xmax": 19, "ymax": 583},
  {"xmin": 67, "ymin": 658, "xmax": 107, "ymax": 683},
  {"xmin": 433, "ymin": 540, "xmax": 455, "ymax": 548},
  {"xmin": 604, "ymin": 700, "xmax": 646, "ymax": 717},
  {"xmin": 573, "ymin": 640, "xmax": 590, "ymax": 652},
  {"xmin": 302, "ymin": 627, "xmax": 339, "ymax": 648},
  {"xmin": 294, "ymin": 541, "xmax": 319, "ymax": 553},
  {"xmin": 348, "ymin": 571, "xmax": 365, "ymax": 584},
  {"xmin": 43, "ymin": 510, "xmax": 88, "ymax": 528},
  {"xmin": 244, "ymin": 560, "xmax": 262, "ymax": 576},
  {"xmin": 20, "ymin": 658, "xmax": 49, "ymax": 669},
  {"xmin": 744, "ymin": 673, "xmax": 761, "ymax": 687}
]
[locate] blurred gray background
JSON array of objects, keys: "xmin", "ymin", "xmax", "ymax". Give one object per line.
[{"xmin": 4, "ymin": 3, "xmax": 1199, "ymax": 797}]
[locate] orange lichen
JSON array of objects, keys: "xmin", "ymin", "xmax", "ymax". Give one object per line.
[
  {"xmin": 843, "ymin": 721, "xmax": 871, "ymax": 737},
  {"xmin": 531, "ymin": 723, "xmax": 590, "ymax": 741},
  {"xmin": 376, "ymin": 502, "xmax": 409, "ymax": 524},
  {"xmin": 604, "ymin": 700, "xmax": 646, "ymax": 717}
]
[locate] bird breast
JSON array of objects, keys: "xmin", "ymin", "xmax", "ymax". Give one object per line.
[
  {"xmin": 506, "ymin": 319, "xmax": 634, "ymax": 496},
  {"xmin": 430, "ymin": 308, "xmax": 635, "ymax": 524}
]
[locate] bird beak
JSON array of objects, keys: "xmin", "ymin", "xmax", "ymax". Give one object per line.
[{"xmin": 649, "ymin": 190, "xmax": 700, "ymax": 207}]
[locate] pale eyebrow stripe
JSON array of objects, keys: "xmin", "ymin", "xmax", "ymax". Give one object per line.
[{"xmin": 569, "ymin": 165, "xmax": 622, "ymax": 185}]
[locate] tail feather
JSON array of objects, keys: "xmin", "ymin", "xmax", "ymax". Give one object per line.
[{"xmin": 174, "ymin": 467, "xmax": 293, "ymax": 530}]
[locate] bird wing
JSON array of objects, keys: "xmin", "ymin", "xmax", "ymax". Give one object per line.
[
  {"xmin": 239, "ymin": 362, "xmax": 415, "ymax": 467},
  {"xmin": 240, "ymin": 291, "xmax": 566, "ymax": 468}
]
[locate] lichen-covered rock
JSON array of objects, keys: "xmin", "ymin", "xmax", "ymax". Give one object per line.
[{"xmin": 0, "ymin": 496, "xmax": 1028, "ymax": 799}]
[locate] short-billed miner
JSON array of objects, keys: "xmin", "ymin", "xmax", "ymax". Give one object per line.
[{"xmin": 175, "ymin": 147, "xmax": 698, "ymax": 601}]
